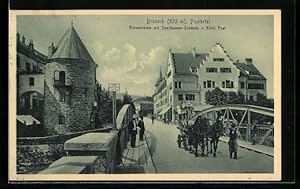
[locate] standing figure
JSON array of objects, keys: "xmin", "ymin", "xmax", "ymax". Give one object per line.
[
  {"xmin": 128, "ymin": 115, "xmax": 138, "ymax": 148},
  {"xmin": 138, "ymin": 116, "xmax": 145, "ymax": 141},
  {"xmin": 228, "ymin": 122, "xmax": 238, "ymax": 159},
  {"xmin": 177, "ymin": 134, "xmax": 182, "ymax": 148},
  {"xmin": 251, "ymin": 122, "xmax": 258, "ymax": 145},
  {"xmin": 151, "ymin": 114, "xmax": 155, "ymax": 124}
]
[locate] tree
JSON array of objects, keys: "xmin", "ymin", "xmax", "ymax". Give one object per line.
[
  {"xmin": 254, "ymin": 93, "xmax": 274, "ymax": 108},
  {"xmin": 205, "ymin": 87, "xmax": 227, "ymax": 105},
  {"xmin": 122, "ymin": 92, "xmax": 136, "ymax": 111}
]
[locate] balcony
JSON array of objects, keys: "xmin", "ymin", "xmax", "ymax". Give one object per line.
[{"xmin": 53, "ymin": 79, "xmax": 72, "ymax": 89}]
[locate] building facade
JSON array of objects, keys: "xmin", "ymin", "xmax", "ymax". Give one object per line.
[
  {"xmin": 43, "ymin": 24, "xmax": 98, "ymax": 135},
  {"xmin": 153, "ymin": 43, "xmax": 267, "ymax": 122},
  {"xmin": 16, "ymin": 33, "xmax": 47, "ymax": 120}
]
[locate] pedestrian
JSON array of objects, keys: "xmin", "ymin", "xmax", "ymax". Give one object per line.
[
  {"xmin": 138, "ymin": 116, "xmax": 145, "ymax": 141},
  {"xmin": 177, "ymin": 134, "xmax": 182, "ymax": 148},
  {"xmin": 128, "ymin": 115, "xmax": 138, "ymax": 148},
  {"xmin": 251, "ymin": 122, "xmax": 258, "ymax": 145},
  {"xmin": 151, "ymin": 114, "xmax": 155, "ymax": 124},
  {"xmin": 228, "ymin": 121, "xmax": 238, "ymax": 159}
]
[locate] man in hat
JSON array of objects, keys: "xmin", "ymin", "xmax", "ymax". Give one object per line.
[
  {"xmin": 228, "ymin": 121, "xmax": 238, "ymax": 159},
  {"xmin": 138, "ymin": 116, "xmax": 145, "ymax": 141},
  {"xmin": 128, "ymin": 114, "xmax": 138, "ymax": 148}
]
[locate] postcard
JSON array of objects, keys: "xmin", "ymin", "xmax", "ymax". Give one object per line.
[{"xmin": 9, "ymin": 10, "xmax": 281, "ymax": 182}]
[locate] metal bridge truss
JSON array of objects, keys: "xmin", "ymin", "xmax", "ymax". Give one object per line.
[{"xmin": 189, "ymin": 104, "xmax": 274, "ymax": 146}]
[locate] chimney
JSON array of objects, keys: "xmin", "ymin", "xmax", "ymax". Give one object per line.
[
  {"xmin": 192, "ymin": 47, "xmax": 196, "ymax": 58},
  {"xmin": 22, "ymin": 35, "xmax": 25, "ymax": 44},
  {"xmin": 16, "ymin": 32, "xmax": 20, "ymax": 43},
  {"xmin": 48, "ymin": 43, "xmax": 55, "ymax": 58},
  {"xmin": 29, "ymin": 39, "xmax": 34, "ymax": 50},
  {"xmin": 245, "ymin": 58, "xmax": 253, "ymax": 65}
]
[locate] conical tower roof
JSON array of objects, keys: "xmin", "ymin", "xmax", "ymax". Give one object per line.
[{"xmin": 50, "ymin": 24, "xmax": 95, "ymax": 63}]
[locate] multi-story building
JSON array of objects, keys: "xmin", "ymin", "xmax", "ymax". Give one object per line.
[
  {"xmin": 153, "ymin": 43, "xmax": 267, "ymax": 122},
  {"xmin": 16, "ymin": 33, "xmax": 47, "ymax": 120}
]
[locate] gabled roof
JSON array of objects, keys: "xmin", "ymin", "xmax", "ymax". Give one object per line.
[
  {"xmin": 50, "ymin": 25, "xmax": 95, "ymax": 63},
  {"xmin": 17, "ymin": 41, "xmax": 47, "ymax": 62},
  {"xmin": 172, "ymin": 53, "xmax": 208, "ymax": 75},
  {"xmin": 234, "ymin": 62, "xmax": 266, "ymax": 80}
]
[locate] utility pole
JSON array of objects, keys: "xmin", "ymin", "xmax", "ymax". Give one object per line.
[{"xmin": 108, "ymin": 83, "xmax": 120, "ymax": 130}]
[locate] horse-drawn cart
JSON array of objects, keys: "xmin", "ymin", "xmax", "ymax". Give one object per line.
[{"xmin": 176, "ymin": 115, "xmax": 224, "ymax": 157}]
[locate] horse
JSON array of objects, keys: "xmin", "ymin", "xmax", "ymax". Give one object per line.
[
  {"xmin": 193, "ymin": 116, "xmax": 210, "ymax": 157},
  {"xmin": 207, "ymin": 118, "xmax": 224, "ymax": 157}
]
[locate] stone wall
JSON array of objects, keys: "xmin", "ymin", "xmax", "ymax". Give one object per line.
[
  {"xmin": 17, "ymin": 127, "xmax": 112, "ymax": 174},
  {"xmin": 43, "ymin": 59, "xmax": 96, "ymax": 135}
]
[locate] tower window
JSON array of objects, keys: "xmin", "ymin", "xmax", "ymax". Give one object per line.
[
  {"xmin": 59, "ymin": 115, "xmax": 65, "ymax": 124},
  {"xmin": 59, "ymin": 92, "xmax": 66, "ymax": 102},
  {"xmin": 29, "ymin": 77, "xmax": 34, "ymax": 86}
]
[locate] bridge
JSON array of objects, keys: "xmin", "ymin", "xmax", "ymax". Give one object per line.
[{"xmin": 18, "ymin": 104, "xmax": 274, "ymax": 174}]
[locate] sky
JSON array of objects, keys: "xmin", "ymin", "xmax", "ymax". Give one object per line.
[{"xmin": 17, "ymin": 15, "xmax": 274, "ymax": 98}]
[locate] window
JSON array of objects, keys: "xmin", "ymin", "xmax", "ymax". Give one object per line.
[
  {"xmin": 213, "ymin": 58, "xmax": 225, "ymax": 62},
  {"xmin": 206, "ymin": 68, "xmax": 218, "ymax": 73},
  {"xmin": 204, "ymin": 80, "xmax": 214, "ymax": 88},
  {"xmin": 220, "ymin": 68, "xmax": 231, "ymax": 73},
  {"xmin": 33, "ymin": 65, "xmax": 37, "ymax": 72},
  {"xmin": 29, "ymin": 77, "xmax": 34, "ymax": 86},
  {"xmin": 175, "ymin": 81, "xmax": 182, "ymax": 88},
  {"xmin": 59, "ymin": 115, "xmax": 65, "ymax": 124},
  {"xmin": 186, "ymin": 94, "xmax": 195, "ymax": 101},
  {"xmin": 26, "ymin": 62, "xmax": 31, "ymax": 71},
  {"xmin": 241, "ymin": 82, "xmax": 245, "ymax": 89},
  {"xmin": 190, "ymin": 67, "xmax": 197, "ymax": 73},
  {"xmin": 223, "ymin": 80, "xmax": 234, "ymax": 88},
  {"xmin": 207, "ymin": 80, "xmax": 212, "ymax": 88},
  {"xmin": 59, "ymin": 92, "xmax": 66, "ymax": 102},
  {"xmin": 178, "ymin": 82, "xmax": 182, "ymax": 88},
  {"xmin": 167, "ymin": 71, "xmax": 171, "ymax": 78},
  {"xmin": 178, "ymin": 94, "xmax": 183, "ymax": 100},
  {"xmin": 248, "ymin": 83, "xmax": 264, "ymax": 89}
]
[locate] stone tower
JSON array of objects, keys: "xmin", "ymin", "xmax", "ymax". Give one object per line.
[{"xmin": 43, "ymin": 24, "xmax": 97, "ymax": 135}]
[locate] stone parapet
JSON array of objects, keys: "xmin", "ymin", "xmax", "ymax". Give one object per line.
[{"xmin": 64, "ymin": 132, "xmax": 118, "ymax": 173}]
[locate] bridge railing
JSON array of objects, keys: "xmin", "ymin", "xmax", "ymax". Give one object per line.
[
  {"xmin": 115, "ymin": 104, "xmax": 135, "ymax": 164},
  {"xmin": 190, "ymin": 104, "xmax": 274, "ymax": 147}
]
